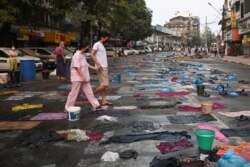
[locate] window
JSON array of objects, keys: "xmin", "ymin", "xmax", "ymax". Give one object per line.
[
  {"xmin": 245, "ymin": 0, "xmax": 250, "ymax": 14},
  {"xmin": 36, "ymin": 49, "xmax": 51, "ymax": 55},
  {"xmin": 0, "ymin": 51, "xmax": 9, "ymax": 58}
]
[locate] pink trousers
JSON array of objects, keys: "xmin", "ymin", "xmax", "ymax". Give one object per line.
[{"xmin": 65, "ymin": 81, "xmax": 99, "ymax": 109}]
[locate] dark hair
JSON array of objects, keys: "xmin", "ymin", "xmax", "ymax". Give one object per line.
[
  {"xmin": 78, "ymin": 41, "xmax": 90, "ymax": 49},
  {"xmin": 99, "ymin": 31, "xmax": 110, "ymax": 39}
]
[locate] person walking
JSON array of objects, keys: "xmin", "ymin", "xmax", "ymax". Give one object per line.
[
  {"xmin": 54, "ymin": 41, "xmax": 66, "ymax": 80},
  {"xmin": 90, "ymin": 32, "xmax": 112, "ymax": 106},
  {"xmin": 65, "ymin": 42, "xmax": 104, "ymax": 112}
]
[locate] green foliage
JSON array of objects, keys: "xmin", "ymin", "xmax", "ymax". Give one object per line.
[{"xmin": 0, "ymin": 0, "xmax": 20, "ymax": 23}]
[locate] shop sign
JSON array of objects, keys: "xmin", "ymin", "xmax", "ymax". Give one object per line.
[{"xmin": 226, "ymin": 31, "xmax": 232, "ymax": 41}]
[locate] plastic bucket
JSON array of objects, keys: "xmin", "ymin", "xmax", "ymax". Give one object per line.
[
  {"xmin": 20, "ymin": 60, "xmax": 35, "ymax": 81},
  {"xmin": 113, "ymin": 73, "xmax": 121, "ymax": 84},
  {"xmin": 0, "ymin": 73, "xmax": 8, "ymax": 84},
  {"xmin": 67, "ymin": 106, "xmax": 81, "ymax": 121},
  {"xmin": 197, "ymin": 85, "xmax": 205, "ymax": 96},
  {"xmin": 196, "ymin": 129, "xmax": 215, "ymax": 151},
  {"xmin": 201, "ymin": 101, "xmax": 213, "ymax": 114}
]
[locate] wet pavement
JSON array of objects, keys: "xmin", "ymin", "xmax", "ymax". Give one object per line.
[{"xmin": 0, "ymin": 53, "xmax": 250, "ymax": 167}]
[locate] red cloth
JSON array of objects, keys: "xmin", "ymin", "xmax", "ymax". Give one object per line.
[
  {"xmin": 178, "ymin": 103, "xmax": 226, "ymax": 111},
  {"xmin": 86, "ymin": 132, "xmax": 103, "ymax": 141},
  {"xmin": 156, "ymin": 91, "xmax": 190, "ymax": 97},
  {"xmin": 156, "ymin": 139, "xmax": 194, "ymax": 154}
]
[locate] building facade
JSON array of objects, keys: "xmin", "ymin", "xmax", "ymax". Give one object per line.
[{"xmin": 164, "ymin": 11, "xmax": 200, "ymax": 46}]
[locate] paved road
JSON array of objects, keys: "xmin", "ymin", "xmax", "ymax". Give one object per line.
[{"xmin": 0, "ymin": 54, "xmax": 249, "ymax": 167}]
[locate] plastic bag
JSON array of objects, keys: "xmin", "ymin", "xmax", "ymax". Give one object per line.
[{"xmin": 218, "ymin": 150, "xmax": 247, "ymax": 167}]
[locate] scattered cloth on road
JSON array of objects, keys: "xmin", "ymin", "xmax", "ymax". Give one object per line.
[
  {"xmin": 0, "ymin": 121, "xmax": 40, "ymax": 130},
  {"xmin": 91, "ymin": 122, "xmax": 124, "ymax": 132},
  {"xmin": 218, "ymin": 111, "xmax": 250, "ymax": 117},
  {"xmin": 86, "ymin": 132, "xmax": 103, "ymax": 141},
  {"xmin": 217, "ymin": 143, "xmax": 250, "ymax": 161},
  {"xmin": 98, "ymin": 95, "xmax": 121, "ymax": 101},
  {"xmin": 0, "ymin": 90, "xmax": 19, "ymax": 95},
  {"xmin": 195, "ymin": 124, "xmax": 229, "ymax": 142},
  {"xmin": 31, "ymin": 113, "xmax": 67, "ymax": 120},
  {"xmin": 156, "ymin": 139, "xmax": 194, "ymax": 154},
  {"xmin": 12, "ymin": 103, "xmax": 43, "ymax": 112},
  {"xmin": 101, "ymin": 151, "xmax": 119, "ymax": 162},
  {"xmin": 5, "ymin": 91, "xmax": 44, "ymax": 101},
  {"xmin": 17, "ymin": 131, "xmax": 64, "ymax": 148},
  {"xmin": 96, "ymin": 115, "xmax": 118, "ymax": 122},
  {"xmin": 156, "ymin": 91, "xmax": 190, "ymax": 97},
  {"xmin": 129, "ymin": 120, "xmax": 161, "ymax": 132},
  {"xmin": 178, "ymin": 103, "xmax": 226, "ymax": 112},
  {"xmin": 113, "ymin": 106, "xmax": 137, "ymax": 110},
  {"xmin": 119, "ymin": 149, "xmax": 138, "ymax": 159},
  {"xmin": 150, "ymin": 156, "xmax": 182, "ymax": 167},
  {"xmin": 57, "ymin": 129, "xmax": 89, "ymax": 142},
  {"xmin": 140, "ymin": 100, "xmax": 177, "ymax": 109},
  {"xmin": 100, "ymin": 131, "xmax": 191, "ymax": 145},
  {"xmin": 167, "ymin": 114, "xmax": 217, "ymax": 124},
  {"xmin": 220, "ymin": 128, "xmax": 250, "ymax": 137}
]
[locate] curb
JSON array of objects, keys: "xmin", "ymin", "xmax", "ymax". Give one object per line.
[{"xmin": 222, "ymin": 58, "xmax": 250, "ymax": 66}]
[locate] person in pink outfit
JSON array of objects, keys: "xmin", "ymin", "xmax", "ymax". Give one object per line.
[{"xmin": 65, "ymin": 42, "xmax": 105, "ymax": 112}]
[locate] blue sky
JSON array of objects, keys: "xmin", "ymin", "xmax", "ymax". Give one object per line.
[{"xmin": 145, "ymin": 0, "xmax": 224, "ymax": 33}]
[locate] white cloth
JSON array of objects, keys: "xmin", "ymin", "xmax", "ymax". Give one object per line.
[
  {"xmin": 96, "ymin": 115, "xmax": 118, "ymax": 122},
  {"xmin": 92, "ymin": 41, "xmax": 108, "ymax": 68},
  {"xmin": 101, "ymin": 151, "xmax": 119, "ymax": 162},
  {"xmin": 97, "ymin": 95, "xmax": 121, "ymax": 101},
  {"xmin": 218, "ymin": 111, "xmax": 250, "ymax": 117},
  {"xmin": 113, "ymin": 106, "xmax": 137, "ymax": 110},
  {"xmin": 67, "ymin": 129, "xmax": 89, "ymax": 142}
]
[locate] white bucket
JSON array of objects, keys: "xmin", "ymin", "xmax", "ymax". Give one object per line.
[
  {"xmin": 0, "ymin": 73, "xmax": 8, "ymax": 85},
  {"xmin": 67, "ymin": 106, "xmax": 81, "ymax": 121}
]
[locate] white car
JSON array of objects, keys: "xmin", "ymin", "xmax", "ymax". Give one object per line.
[{"xmin": 0, "ymin": 48, "xmax": 42, "ymax": 71}]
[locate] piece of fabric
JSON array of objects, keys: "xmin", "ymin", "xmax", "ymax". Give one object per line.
[
  {"xmin": 70, "ymin": 50, "xmax": 90, "ymax": 82},
  {"xmin": 156, "ymin": 91, "xmax": 190, "ymax": 97},
  {"xmin": 97, "ymin": 68, "xmax": 109, "ymax": 86},
  {"xmin": 130, "ymin": 120, "xmax": 161, "ymax": 132},
  {"xmin": 220, "ymin": 128, "xmax": 250, "ymax": 137},
  {"xmin": 167, "ymin": 114, "xmax": 217, "ymax": 124},
  {"xmin": 100, "ymin": 131, "xmax": 191, "ymax": 145},
  {"xmin": 97, "ymin": 95, "xmax": 121, "ymax": 101},
  {"xmin": 150, "ymin": 157, "xmax": 182, "ymax": 167},
  {"xmin": 217, "ymin": 143, "xmax": 250, "ymax": 161},
  {"xmin": 140, "ymin": 100, "xmax": 177, "ymax": 109},
  {"xmin": 17, "ymin": 131, "xmax": 64, "ymax": 148},
  {"xmin": 12, "ymin": 103, "xmax": 43, "ymax": 112},
  {"xmin": 0, "ymin": 121, "xmax": 40, "ymax": 130},
  {"xmin": 86, "ymin": 132, "xmax": 103, "ymax": 141},
  {"xmin": 119, "ymin": 149, "xmax": 138, "ymax": 159},
  {"xmin": 218, "ymin": 111, "xmax": 250, "ymax": 117},
  {"xmin": 156, "ymin": 139, "xmax": 194, "ymax": 154},
  {"xmin": 93, "ymin": 41, "xmax": 108, "ymax": 68},
  {"xmin": 96, "ymin": 115, "xmax": 118, "ymax": 122},
  {"xmin": 178, "ymin": 103, "xmax": 226, "ymax": 112},
  {"xmin": 65, "ymin": 129, "xmax": 89, "ymax": 142},
  {"xmin": 91, "ymin": 122, "xmax": 124, "ymax": 132},
  {"xmin": 65, "ymin": 81, "xmax": 99, "ymax": 109},
  {"xmin": 101, "ymin": 151, "xmax": 119, "ymax": 162},
  {"xmin": 195, "ymin": 124, "xmax": 228, "ymax": 142},
  {"xmin": 113, "ymin": 106, "xmax": 137, "ymax": 110},
  {"xmin": 31, "ymin": 113, "xmax": 67, "ymax": 120}
]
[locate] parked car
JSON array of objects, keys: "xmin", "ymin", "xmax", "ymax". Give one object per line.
[
  {"xmin": 19, "ymin": 48, "xmax": 56, "ymax": 69},
  {"xmin": 106, "ymin": 47, "xmax": 119, "ymax": 57},
  {"xmin": 45, "ymin": 47, "xmax": 72, "ymax": 61},
  {"xmin": 0, "ymin": 47, "xmax": 42, "ymax": 72},
  {"xmin": 144, "ymin": 46, "xmax": 152, "ymax": 53},
  {"xmin": 123, "ymin": 48, "xmax": 135, "ymax": 56}
]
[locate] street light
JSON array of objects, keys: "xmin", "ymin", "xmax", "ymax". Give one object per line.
[{"xmin": 208, "ymin": 2, "xmax": 221, "ymax": 15}]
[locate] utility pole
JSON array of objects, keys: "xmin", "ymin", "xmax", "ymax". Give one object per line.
[{"xmin": 205, "ymin": 16, "xmax": 208, "ymax": 48}]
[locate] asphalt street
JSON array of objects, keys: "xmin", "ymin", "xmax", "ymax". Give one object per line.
[{"xmin": 0, "ymin": 53, "xmax": 249, "ymax": 167}]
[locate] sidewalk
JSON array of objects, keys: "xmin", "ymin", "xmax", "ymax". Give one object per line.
[{"xmin": 222, "ymin": 55, "xmax": 250, "ymax": 66}]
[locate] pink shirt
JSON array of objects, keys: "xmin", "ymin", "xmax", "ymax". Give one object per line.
[
  {"xmin": 54, "ymin": 46, "xmax": 64, "ymax": 55},
  {"xmin": 70, "ymin": 51, "xmax": 90, "ymax": 82}
]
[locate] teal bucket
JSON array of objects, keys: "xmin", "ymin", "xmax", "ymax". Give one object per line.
[
  {"xmin": 20, "ymin": 60, "xmax": 35, "ymax": 81},
  {"xmin": 113, "ymin": 73, "xmax": 121, "ymax": 84},
  {"xmin": 196, "ymin": 129, "xmax": 215, "ymax": 151}
]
